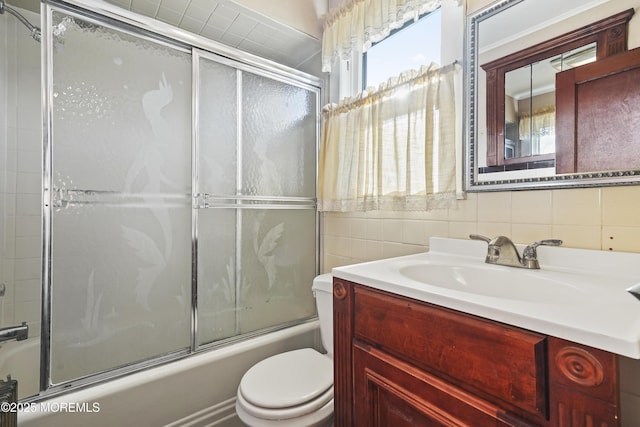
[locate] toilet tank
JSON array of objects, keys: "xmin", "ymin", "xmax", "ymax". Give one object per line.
[{"xmin": 312, "ymin": 274, "xmax": 333, "ymax": 357}]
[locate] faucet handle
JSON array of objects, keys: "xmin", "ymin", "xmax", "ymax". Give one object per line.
[
  {"xmin": 469, "ymin": 234, "xmax": 491, "ymax": 243},
  {"xmin": 523, "ymin": 239, "xmax": 562, "ymax": 258}
]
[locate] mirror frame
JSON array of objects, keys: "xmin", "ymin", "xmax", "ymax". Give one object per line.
[{"xmin": 465, "ymin": 0, "xmax": 640, "ymax": 191}]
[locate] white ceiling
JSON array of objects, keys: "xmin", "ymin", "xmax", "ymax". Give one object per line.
[
  {"xmin": 7, "ymin": 0, "xmax": 325, "ymax": 72},
  {"xmin": 105, "ymin": 0, "xmax": 323, "ymax": 70}
]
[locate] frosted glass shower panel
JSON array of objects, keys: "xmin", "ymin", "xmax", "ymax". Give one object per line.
[
  {"xmin": 197, "ymin": 55, "xmax": 238, "ymax": 196},
  {"xmin": 50, "ymin": 11, "xmax": 192, "ymax": 194},
  {"xmin": 197, "ymin": 208, "xmax": 238, "ymax": 345},
  {"xmin": 242, "ymin": 74, "xmax": 317, "ymax": 197},
  {"xmin": 238, "ymin": 209, "xmax": 316, "ymax": 333},
  {"xmin": 48, "ymin": 10, "xmax": 192, "ymax": 383},
  {"xmin": 195, "ymin": 54, "xmax": 319, "ymax": 347},
  {"xmin": 50, "ymin": 205, "xmax": 191, "ymax": 383},
  {"xmin": 197, "ymin": 208, "xmax": 317, "ymax": 347}
]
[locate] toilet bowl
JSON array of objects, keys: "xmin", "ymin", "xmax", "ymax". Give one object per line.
[{"xmin": 236, "ymin": 274, "xmax": 334, "ymax": 427}]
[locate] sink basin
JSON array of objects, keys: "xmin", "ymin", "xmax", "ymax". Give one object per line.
[
  {"xmin": 398, "ymin": 262, "xmax": 587, "ymax": 303},
  {"xmin": 332, "ymin": 237, "xmax": 640, "ymax": 358}
]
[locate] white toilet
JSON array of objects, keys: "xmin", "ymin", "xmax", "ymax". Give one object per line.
[{"xmin": 235, "ymin": 273, "xmax": 334, "ymax": 427}]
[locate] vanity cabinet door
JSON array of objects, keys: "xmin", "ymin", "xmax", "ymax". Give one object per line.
[{"xmin": 353, "ymin": 343, "xmax": 537, "ymax": 427}]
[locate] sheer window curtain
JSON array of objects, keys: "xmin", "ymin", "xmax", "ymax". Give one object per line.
[
  {"xmin": 318, "ymin": 62, "xmax": 462, "ymax": 212},
  {"xmin": 518, "ymin": 106, "xmax": 556, "ymax": 138}
]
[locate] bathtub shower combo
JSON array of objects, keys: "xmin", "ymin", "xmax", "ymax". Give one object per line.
[{"xmin": 0, "ymin": 0, "xmax": 321, "ymax": 422}]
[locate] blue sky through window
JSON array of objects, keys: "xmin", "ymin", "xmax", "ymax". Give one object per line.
[{"xmin": 365, "ymin": 9, "xmax": 442, "ymax": 88}]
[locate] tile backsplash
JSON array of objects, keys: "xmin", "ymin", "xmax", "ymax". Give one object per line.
[{"xmin": 322, "ymin": 186, "xmax": 640, "ymax": 272}]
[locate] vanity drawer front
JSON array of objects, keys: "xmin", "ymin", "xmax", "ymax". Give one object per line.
[
  {"xmin": 353, "ymin": 286, "xmax": 548, "ymax": 420},
  {"xmin": 353, "ymin": 343, "xmax": 537, "ymax": 427}
]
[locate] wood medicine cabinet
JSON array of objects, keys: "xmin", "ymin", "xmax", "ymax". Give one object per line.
[
  {"xmin": 555, "ymin": 47, "xmax": 640, "ymax": 174},
  {"xmin": 481, "ymin": 9, "xmax": 634, "ymax": 168}
]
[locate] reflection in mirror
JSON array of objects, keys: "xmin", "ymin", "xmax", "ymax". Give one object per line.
[
  {"xmin": 466, "ymin": 0, "xmax": 639, "ymax": 191},
  {"xmin": 504, "ymin": 61, "xmax": 554, "ymax": 159},
  {"xmin": 503, "ymin": 43, "xmax": 596, "ymax": 161}
]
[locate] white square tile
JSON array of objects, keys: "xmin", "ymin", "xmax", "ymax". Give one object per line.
[
  {"xmin": 2, "ymin": 237, "xmax": 16, "ymax": 259},
  {"xmin": 2, "ymin": 304, "xmax": 15, "ymax": 327},
  {"xmin": 551, "ymin": 225, "xmax": 601, "ymax": 250},
  {"xmin": 15, "ymin": 236, "xmax": 40, "ymax": 259},
  {"xmin": 350, "ymin": 238, "xmax": 367, "ymax": 261},
  {"xmin": 448, "ymin": 221, "xmax": 476, "ymax": 240},
  {"xmin": 187, "ymin": 0, "xmax": 218, "ymax": 10},
  {"xmin": 552, "ymin": 188, "xmax": 601, "ymax": 226},
  {"xmin": 200, "ymin": 25, "xmax": 225, "ymax": 40},
  {"xmin": 602, "ymin": 186, "xmax": 640, "ymax": 227},
  {"xmin": 477, "ymin": 192, "xmax": 512, "ymax": 223},
  {"xmin": 403, "ymin": 220, "xmax": 427, "ymax": 246},
  {"xmin": 3, "ymin": 171, "xmax": 17, "ymax": 193},
  {"xmin": 211, "ymin": 3, "xmax": 238, "ymax": 21},
  {"xmin": 14, "ymin": 258, "xmax": 40, "ymax": 281},
  {"xmin": 180, "ymin": 15, "xmax": 206, "ymax": 34},
  {"xmin": 2, "ymin": 259, "xmax": 15, "ymax": 282},
  {"xmin": 424, "ymin": 220, "xmax": 450, "ymax": 240},
  {"xmin": 14, "ymin": 300, "xmax": 40, "ymax": 324},
  {"xmin": 131, "ymin": 0, "xmax": 160, "ymax": 17},
  {"xmin": 365, "ymin": 240, "xmax": 383, "ymax": 261},
  {"xmin": 382, "ymin": 219, "xmax": 404, "ymax": 243},
  {"xmin": 221, "ymin": 32, "xmax": 243, "ymax": 47},
  {"xmin": 602, "ymin": 226, "xmax": 640, "ymax": 253},
  {"xmin": 350, "ymin": 218, "xmax": 367, "ymax": 239},
  {"xmin": 160, "ymin": 0, "xmax": 190, "ymax": 13},
  {"xmin": 156, "ymin": 6, "xmax": 183, "ymax": 25},
  {"xmin": 227, "ymin": 14, "xmax": 257, "ymax": 38},
  {"xmin": 15, "ymin": 215, "xmax": 40, "ymax": 237},
  {"xmin": 366, "ymin": 219, "xmax": 383, "ymax": 241},
  {"xmin": 15, "ymin": 279, "xmax": 40, "ymax": 303},
  {"xmin": 5, "ymin": 149, "xmax": 18, "ymax": 172},
  {"xmin": 205, "ymin": 14, "xmax": 233, "ymax": 32},
  {"xmin": 16, "ymin": 172, "xmax": 41, "ymax": 194},
  {"xmin": 17, "ymin": 148, "xmax": 41, "ymax": 174},
  {"xmin": 511, "ymin": 190, "xmax": 552, "ymax": 224},
  {"xmin": 111, "ymin": 0, "xmax": 132, "ymax": 9},
  {"xmin": 246, "ymin": 23, "xmax": 277, "ymax": 45},
  {"xmin": 17, "ymin": 194, "xmax": 40, "ymax": 215}
]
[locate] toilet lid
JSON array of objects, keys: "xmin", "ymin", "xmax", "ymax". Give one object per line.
[{"xmin": 239, "ymin": 348, "xmax": 333, "ymax": 409}]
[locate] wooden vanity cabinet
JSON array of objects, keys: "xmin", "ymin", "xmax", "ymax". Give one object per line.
[{"xmin": 333, "ymin": 278, "xmax": 620, "ymax": 427}]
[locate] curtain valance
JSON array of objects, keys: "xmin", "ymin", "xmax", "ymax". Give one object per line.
[{"xmin": 321, "ymin": 0, "xmax": 442, "ymax": 72}]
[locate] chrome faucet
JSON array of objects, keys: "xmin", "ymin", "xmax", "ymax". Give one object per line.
[
  {"xmin": 470, "ymin": 235, "xmax": 562, "ymax": 269},
  {"xmin": 0, "ymin": 322, "xmax": 28, "ymax": 343}
]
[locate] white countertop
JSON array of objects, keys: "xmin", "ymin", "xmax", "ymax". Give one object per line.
[{"xmin": 332, "ymin": 237, "xmax": 640, "ymax": 359}]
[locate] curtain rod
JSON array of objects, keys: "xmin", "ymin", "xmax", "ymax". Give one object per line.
[{"xmin": 323, "ymin": 59, "xmax": 461, "ymax": 114}]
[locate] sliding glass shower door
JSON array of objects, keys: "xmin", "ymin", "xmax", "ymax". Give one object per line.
[
  {"xmin": 195, "ymin": 52, "xmax": 318, "ymax": 346},
  {"xmin": 43, "ymin": 5, "xmax": 320, "ymax": 390},
  {"xmin": 48, "ymin": 10, "xmax": 192, "ymax": 384}
]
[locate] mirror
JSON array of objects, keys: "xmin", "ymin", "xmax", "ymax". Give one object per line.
[
  {"xmin": 466, "ymin": 0, "xmax": 640, "ymax": 191},
  {"xmin": 503, "ymin": 43, "xmax": 596, "ymax": 160}
]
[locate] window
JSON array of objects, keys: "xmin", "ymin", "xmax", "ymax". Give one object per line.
[{"xmin": 364, "ymin": 8, "xmax": 442, "ymax": 88}]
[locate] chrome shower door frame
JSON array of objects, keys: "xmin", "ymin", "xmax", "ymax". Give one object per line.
[{"xmin": 39, "ymin": 0, "xmax": 321, "ymax": 399}]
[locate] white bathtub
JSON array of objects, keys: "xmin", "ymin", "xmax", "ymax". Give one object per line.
[
  {"xmin": 18, "ymin": 321, "xmax": 320, "ymax": 427},
  {"xmin": 0, "ymin": 337, "xmax": 40, "ymax": 400}
]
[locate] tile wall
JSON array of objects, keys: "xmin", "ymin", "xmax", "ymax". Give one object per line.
[
  {"xmin": 322, "ymin": 186, "xmax": 640, "ymax": 272},
  {"xmin": 0, "ymin": 9, "xmax": 42, "ymax": 337}
]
